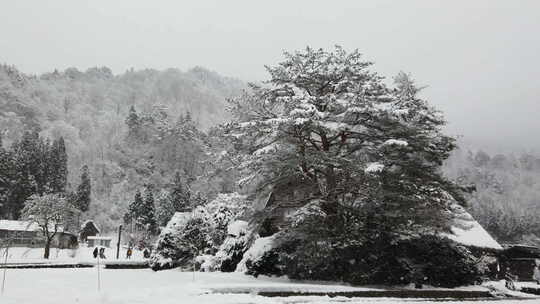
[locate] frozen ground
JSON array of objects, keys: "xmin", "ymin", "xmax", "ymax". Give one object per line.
[{"xmin": 0, "ymin": 268, "xmax": 539, "ymax": 304}]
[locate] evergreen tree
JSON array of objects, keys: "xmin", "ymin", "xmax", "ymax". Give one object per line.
[
  {"xmin": 56, "ymin": 137, "xmax": 67, "ymax": 191},
  {"xmin": 184, "ymin": 111, "xmax": 192, "ymax": 122},
  {"xmin": 227, "ymin": 46, "xmax": 474, "ymax": 285},
  {"xmin": 155, "ymin": 190, "xmax": 175, "ymax": 226},
  {"xmin": 75, "ymin": 165, "xmax": 91, "ymax": 212},
  {"xmin": 0, "ymin": 134, "xmax": 13, "ymax": 217},
  {"xmin": 191, "ymin": 191, "xmax": 207, "ymax": 208},
  {"xmin": 127, "ymin": 189, "xmax": 143, "ymax": 225},
  {"xmin": 126, "ymin": 186, "xmax": 157, "ymax": 232},
  {"xmin": 7, "ymin": 131, "xmax": 42, "ymax": 218},
  {"xmin": 229, "ymin": 46, "xmax": 466, "ymax": 236},
  {"xmin": 169, "ymin": 171, "xmax": 191, "ymax": 212},
  {"xmin": 141, "ymin": 185, "xmax": 157, "ymax": 231},
  {"xmin": 125, "ymin": 105, "xmax": 141, "ymax": 141},
  {"xmin": 0, "ymin": 131, "xmax": 67, "ymax": 219},
  {"xmin": 48, "ymin": 137, "xmax": 68, "ymax": 193}
]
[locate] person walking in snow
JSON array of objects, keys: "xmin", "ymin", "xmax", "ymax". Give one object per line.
[
  {"xmin": 99, "ymin": 247, "xmax": 106, "ymax": 259},
  {"xmin": 126, "ymin": 247, "xmax": 132, "ymax": 260},
  {"xmin": 92, "ymin": 247, "xmax": 98, "ymax": 258},
  {"xmin": 533, "ymin": 262, "xmax": 540, "ymax": 284},
  {"xmin": 504, "ymin": 268, "xmax": 517, "ymax": 290}
]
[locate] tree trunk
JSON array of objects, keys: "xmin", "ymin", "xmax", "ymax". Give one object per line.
[
  {"xmin": 323, "ymin": 164, "xmax": 338, "ymax": 215},
  {"xmin": 44, "ymin": 241, "xmax": 51, "ymax": 259}
]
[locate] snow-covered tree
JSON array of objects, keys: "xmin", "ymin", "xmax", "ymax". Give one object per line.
[
  {"xmin": 155, "ymin": 190, "xmax": 175, "ymax": 227},
  {"xmin": 74, "ymin": 164, "xmax": 91, "ymax": 212},
  {"xmin": 48, "ymin": 137, "xmax": 68, "ymax": 193},
  {"xmin": 21, "ymin": 193, "xmax": 79, "ymax": 258},
  {"xmin": 214, "ymin": 220, "xmax": 251, "ymax": 272},
  {"xmin": 150, "ymin": 192, "xmax": 251, "ymax": 271},
  {"xmin": 141, "ymin": 185, "xmax": 157, "ymax": 231},
  {"xmin": 149, "ymin": 212, "xmax": 191, "ymax": 270},
  {"xmin": 125, "ymin": 105, "xmax": 141, "ymax": 142},
  {"xmin": 228, "ymin": 46, "xmax": 466, "ymax": 235},
  {"xmin": 169, "ymin": 171, "xmax": 191, "ymax": 212}
]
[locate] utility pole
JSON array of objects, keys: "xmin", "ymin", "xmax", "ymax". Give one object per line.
[
  {"xmin": 116, "ymin": 225, "xmax": 122, "ymax": 259},
  {"xmin": 1, "ymin": 241, "xmax": 10, "ymax": 295},
  {"xmin": 96, "ymin": 250, "xmax": 101, "ymax": 292}
]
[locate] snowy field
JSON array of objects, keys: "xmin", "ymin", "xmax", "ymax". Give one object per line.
[
  {"xmin": 0, "ymin": 268, "xmax": 539, "ymax": 304},
  {"xmin": 1, "ymin": 246, "xmax": 145, "ymax": 264}
]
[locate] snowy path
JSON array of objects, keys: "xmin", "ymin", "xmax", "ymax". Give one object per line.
[{"xmin": 0, "ymin": 268, "xmax": 538, "ymax": 304}]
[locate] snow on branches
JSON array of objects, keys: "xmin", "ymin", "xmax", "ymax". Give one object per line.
[{"xmin": 227, "ymin": 45, "xmax": 467, "ymax": 233}]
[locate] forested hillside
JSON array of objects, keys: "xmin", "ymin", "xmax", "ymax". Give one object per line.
[{"xmin": 0, "ymin": 64, "xmax": 244, "ymax": 231}]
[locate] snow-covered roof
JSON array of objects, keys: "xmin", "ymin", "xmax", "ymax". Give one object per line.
[
  {"xmin": 0, "ymin": 220, "xmax": 64, "ymax": 233},
  {"xmin": 227, "ymin": 220, "xmax": 248, "ymax": 237},
  {"xmin": 169, "ymin": 212, "xmax": 191, "ymax": 225},
  {"xmin": 80, "ymin": 220, "xmax": 100, "ymax": 233},
  {"xmin": 0, "ymin": 220, "xmax": 40, "ymax": 232},
  {"xmin": 160, "ymin": 212, "xmax": 192, "ymax": 235},
  {"xmin": 443, "ymin": 205, "xmax": 502, "ymax": 250},
  {"xmin": 164, "ymin": 212, "xmax": 191, "ymax": 230},
  {"xmin": 365, "ymin": 162, "xmax": 384, "ymax": 173},
  {"xmin": 382, "ymin": 139, "xmax": 408, "ymax": 147}
]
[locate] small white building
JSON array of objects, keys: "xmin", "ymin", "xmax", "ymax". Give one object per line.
[{"xmin": 87, "ymin": 236, "xmax": 113, "ymax": 248}]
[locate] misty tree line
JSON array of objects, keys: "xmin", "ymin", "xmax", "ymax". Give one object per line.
[{"xmin": 445, "ymin": 149, "xmax": 540, "ymax": 246}]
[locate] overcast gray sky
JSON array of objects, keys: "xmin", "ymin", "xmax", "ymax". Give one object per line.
[{"xmin": 1, "ymin": 0, "xmax": 539, "ymax": 151}]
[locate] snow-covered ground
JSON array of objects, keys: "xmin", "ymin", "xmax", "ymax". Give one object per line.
[
  {"xmin": 0, "ymin": 268, "xmax": 538, "ymax": 304},
  {"xmin": 1, "ymin": 245, "xmax": 146, "ymax": 264}
]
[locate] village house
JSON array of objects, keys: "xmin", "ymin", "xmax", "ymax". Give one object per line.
[
  {"xmin": 0, "ymin": 219, "xmax": 78, "ymax": 249},
  {"xmin": 0, "ymin": 220, "xmax": 43, "ymax": 247},
  {"xmin": 79, "ymin": 220, "xmax": 100, "ymax": 243},
  {"xmin": 252, "ymin": 177, "xmax": 318, "ymax": 236},
  {"xmin": 500, "ymin": 244, "xmax": 540, "ymax": 282}
]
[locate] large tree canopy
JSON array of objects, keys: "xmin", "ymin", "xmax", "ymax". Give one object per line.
[{"xmin": 228, "ymin": 46, "xmax": 467, "ymax": 234}]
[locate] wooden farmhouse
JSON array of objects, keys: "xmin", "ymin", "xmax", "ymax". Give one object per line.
[{"xmin": 0, "ymin": 219, "xmax": 78, "ymax": 249}]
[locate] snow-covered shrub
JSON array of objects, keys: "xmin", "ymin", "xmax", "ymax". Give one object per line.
[
  {"xmin": 289, "ymin": 235, "xmax": 479, "ymax": 287},
  {"xmin": 150, "ymin": 193, "xmax": 251, "ymax": 271},
  {"xmin": 236, "ymin": 235, "xmax": 277, "ymax": 274},
  {"xmin": 214, "ymin": 220, "xmax": 250, "ymax": 272},
  {"xmin": 244, "ymin": 234, "xmax": 481, "ymax": 287},
  {"xmin": 149, "ymin": 212, "xmax": 192, "ymax": 271},
  {"xmin": 390, "ymin": 235, "xmax": 481, "ymax": 288},
  {"xmin": 244, "ymin": 246, "xmax": 285, "ymax": 277},
  {"xmin": 205, "ymin": 193, "xmax": 251, "ymax": 244},
  {"xmin": 179, "ymin": 207, "xmax": 216, "ymax": 253},
  {"xmin": 195, "ymin": 254, "xmax": 219, "ymax": 272}
]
